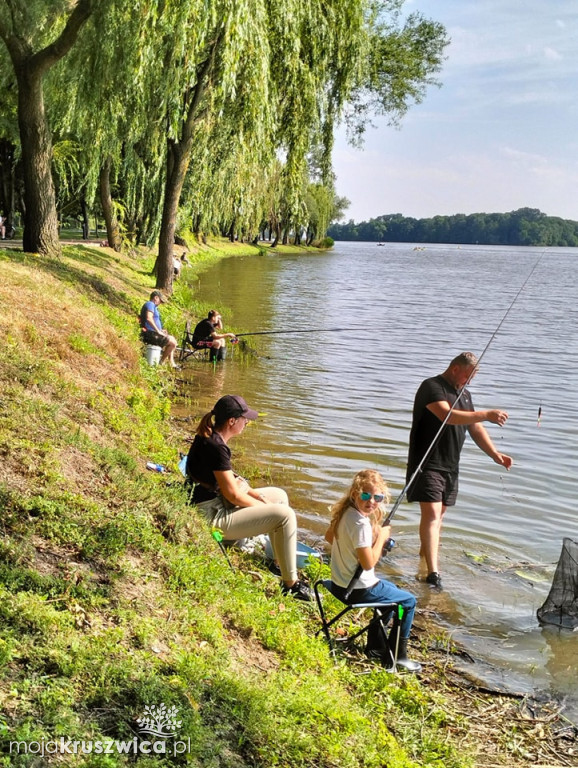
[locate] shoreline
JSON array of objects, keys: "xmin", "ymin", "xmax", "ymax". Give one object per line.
[
  {"xmin": 0, "ymin": 239, "xmax": 575, "ymax": 767},
  {"xmin": 171, "ymin": 244, "xmax": 578, "ymax": 756},
  {"xmin": 172, "ymin": 241, "xmax": 569, "ymax": 706}
]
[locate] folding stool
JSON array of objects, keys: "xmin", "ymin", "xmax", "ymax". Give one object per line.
[{"xmin": 313, "ymin": 579, "xmax": 403, "ymax": 670}]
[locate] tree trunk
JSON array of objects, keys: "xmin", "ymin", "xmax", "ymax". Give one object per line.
[
  {"xmin": 2, "ymin": 0, "xmax": 92, "ymax": 255},
  {"xmin": 0, "ymin": 139, "xmax": 16, "ymax": 226},
  {"xmin": 154, "ymin": 31, "xmax": 225, "ymax": 294},
  {"xmin": 80, "ymin": 198, "xmax": 90, "ymax": 239},
  {"xmin": 17, "ymin": 69, "xmax": 60, "ymax": 255},
  {"xmin": 271, "ymin": 222, "xmax": 281, "ymax": 247},
  {"xmin": 126, "ymin": 214, "xmax": 139, "ymax": 246},
  {"xmin": 99, "ymin": 157, "xmax": 122, "ymax": 251},
  {"xmin": 155, "ymin": 142, "xmax": 187, "ymax": 295}
]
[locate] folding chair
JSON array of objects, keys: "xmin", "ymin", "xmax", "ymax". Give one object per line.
[
  {"xmin": 313, "ymin": 579, "xmax": 403, "ymax": 671},
  {"xmin": 178, "ymin": 320, "xmax": 210, "ymax": 363}
]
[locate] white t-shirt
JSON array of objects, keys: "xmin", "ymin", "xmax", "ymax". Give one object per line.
[{"xmin": 331, "ymin": 506, "xmax": 378, "ymax": 590}]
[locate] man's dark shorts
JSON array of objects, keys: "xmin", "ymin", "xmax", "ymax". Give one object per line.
[
  {"xmin": 141, "ymin": 330, "xmax": 168, "ymax": 348},
  {"xmin": 406, "ymin": 469, "xmax": 459, "ymax": 507}
]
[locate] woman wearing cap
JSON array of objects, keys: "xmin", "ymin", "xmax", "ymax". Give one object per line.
[
  {"xmin": 186, "ymin": 394, "xmax": 311, "ymax": 601},
  {"xmin": 139, "ymin": 290, "xmax": 178, "ymax": 367}
]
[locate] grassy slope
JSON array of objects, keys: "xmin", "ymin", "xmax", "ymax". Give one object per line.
[{"xmin": 0, "ymin": 240, "xmax": 475, "ymax": 767}]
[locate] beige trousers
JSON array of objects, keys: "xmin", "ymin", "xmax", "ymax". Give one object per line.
[{"xmin": 196, "ymin": 487, "xmax": 298, "ymax": 582}]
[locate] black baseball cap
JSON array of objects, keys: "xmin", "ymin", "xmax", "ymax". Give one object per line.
[
  {"xmin": 213, "ymin": 395, "xmax": 258, "ymax": 421},
  {"xmin": 150, "ymin": 290, "xmax": 166, "ymax": 303}
]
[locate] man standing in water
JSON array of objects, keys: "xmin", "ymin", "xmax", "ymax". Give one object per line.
[{"xmin": 406, "ymin": 351, "xmax": 513, "ymax": 589}]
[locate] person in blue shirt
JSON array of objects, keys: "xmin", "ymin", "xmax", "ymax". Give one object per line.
[{"xmin": 139, "ymin": 290, "xmax": 178, "ymax": 367}]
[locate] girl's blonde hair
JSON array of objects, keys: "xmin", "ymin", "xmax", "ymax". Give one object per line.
[{"xmin": 328, "ymin": 469, "xmax": 390, "ymax": 540}]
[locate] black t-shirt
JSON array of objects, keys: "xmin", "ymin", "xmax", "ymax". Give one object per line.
[
  {"xmin": 406, "ymin": 374, "xmax": 474, "ymax": 477},
  {"xmin": 186, "ymin": 432, "xmax": 232, "ymax": 503},
  {"xmin": 192, "ymin": 319, "xmax": 216, "ymax": 347}
]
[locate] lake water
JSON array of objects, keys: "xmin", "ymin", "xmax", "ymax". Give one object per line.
[{"xmin": 177, "ymin": 241, "xmax": 578, "ymax": 715}]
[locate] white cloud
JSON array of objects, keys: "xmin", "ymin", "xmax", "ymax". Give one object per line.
[
  {"xmin": 544, "ymin": 46, "xmax": 563, "ymax": 61},
  {"xmin": 332, "ymin": 1, "xmax": 578, "ymax": 223}
]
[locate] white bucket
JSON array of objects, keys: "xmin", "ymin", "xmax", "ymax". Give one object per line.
[{"xmin": 145, "ymin": 345, "xmax": 162, "ymax": 365}]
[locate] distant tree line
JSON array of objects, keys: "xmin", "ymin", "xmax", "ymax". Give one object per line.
[{"xmin": 328, "ymin": 208, "xmax": 578, "ymax": 246}]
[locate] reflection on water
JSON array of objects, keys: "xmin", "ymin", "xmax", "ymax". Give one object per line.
[{"xmin": 177, "ymin": 243, "xmax": 578, "ymax": 718}]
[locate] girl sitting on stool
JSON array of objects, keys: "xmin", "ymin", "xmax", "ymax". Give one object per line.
[{"xmin": 325, "ymin": 469, "xmax": 421, "ymax": 671}]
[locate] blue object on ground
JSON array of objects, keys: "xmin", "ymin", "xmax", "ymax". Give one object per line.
[{"xmin": 264, "ymin": 535, "xmax": 322, "ymax": 569}]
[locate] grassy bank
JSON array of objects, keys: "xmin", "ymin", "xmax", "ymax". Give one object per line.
[{"xmin": 0, "ymin": 241, "xmax": 571, "ymax": 767}]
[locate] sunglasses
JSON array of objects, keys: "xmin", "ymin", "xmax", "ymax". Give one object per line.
[{"xmin": 359, "ymin": 492, "xmax": 385, "ymax": 503}]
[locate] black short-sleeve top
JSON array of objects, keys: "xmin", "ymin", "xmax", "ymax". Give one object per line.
[
  {"xmin": 192, "ymin": 319, "xmax": 216, "ymax": 346},
  {"xmin": 407, "ymin": 374, "xmax": 474, "ymax": 476},
  {"xmin": 186, "ymin": 432, "xmax": 232, "ymax": 503}
]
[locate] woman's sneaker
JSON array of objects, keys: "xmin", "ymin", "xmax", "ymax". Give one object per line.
[{"xmin": 281, "ymin": 580, "xmax": 312, "ymax": 602}]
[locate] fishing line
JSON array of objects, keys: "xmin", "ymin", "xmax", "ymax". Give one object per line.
[
  {"xmin": 234, "ymin": 327, "xmax": 365, "ymax": 338},
  {"xmin": 232, "ymin": 326, "xmax": 365, "ymax": 358},
  {"xmin": 343, "ymin": 252, "xmax": 545, "ymax": 600}
]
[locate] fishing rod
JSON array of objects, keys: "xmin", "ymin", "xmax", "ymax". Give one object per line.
[
  {"xmin": 233, "ymin": 327, "xmax": 365, "ymax": 338},
  {"xmin": 343, "ymin": 253, "xmax": 544, "ymax": 601}
]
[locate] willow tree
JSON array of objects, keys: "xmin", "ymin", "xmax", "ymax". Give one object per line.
[
  {"xmin": 245, "ymin": 0, "xmax": 448, "ymax": 250},
  {"xmin": 144, "ymin": 0, "xmax": 277, "ymax": 293},
  {"xmin": 151, "ymin": 0, "xmax": 367, "ymax": 290},
  {"xmin": 147, "ymin": 0, "xmax": 378, "ymax": 291},
  {"xmin": 179, "ymin": 90, "xmax": 279, "ymax": 243},
  {"xmin": 4, "ymin": 0, "xmax": 447, "ymax": 279},
  {"xmin": 49, "ymin": 0, "xmax": 169, "ymax": 253},
  {"xmin": 344, "ymin": 5, "xmax": 449, "ymax": 140},
  {"xmin": 0, "ymin": 0, "xmax": 96, "ymax": 255}
]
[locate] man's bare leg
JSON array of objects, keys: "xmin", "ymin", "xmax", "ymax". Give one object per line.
[{"xmin": 419, "ymin": 500, "xmax": 446, "ymax": 577}]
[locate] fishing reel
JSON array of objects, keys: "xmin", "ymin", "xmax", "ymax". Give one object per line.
[{"xmin": 383, "ymin": 537, "xmax": 395, "ymax": 553}]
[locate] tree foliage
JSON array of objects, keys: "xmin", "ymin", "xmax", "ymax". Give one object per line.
[
  {"xmin": 0, "ymin": 0, "xmax": 449, "ymax": 278},
  {"xmin": 328, "ymin": 208, "xmax": 578, "ymax": 247}
]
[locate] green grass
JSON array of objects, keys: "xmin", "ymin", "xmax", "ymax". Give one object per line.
[{"xmin": 0, "ymin": 241, "xmax": 475, "ymax": 768}]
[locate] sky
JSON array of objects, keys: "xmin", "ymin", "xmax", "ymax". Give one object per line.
[{"xmin": 332, "ymin": 0, "xmax": 578, "ymax": 223}]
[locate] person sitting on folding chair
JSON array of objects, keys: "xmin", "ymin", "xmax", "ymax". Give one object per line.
[
  {"xmin": 325, "ymin": 469, "xmax": 421, "ymax": 671},
  {"xmin": 192, "ymin": 310, "xmax": 236, "ymax": 362}
]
